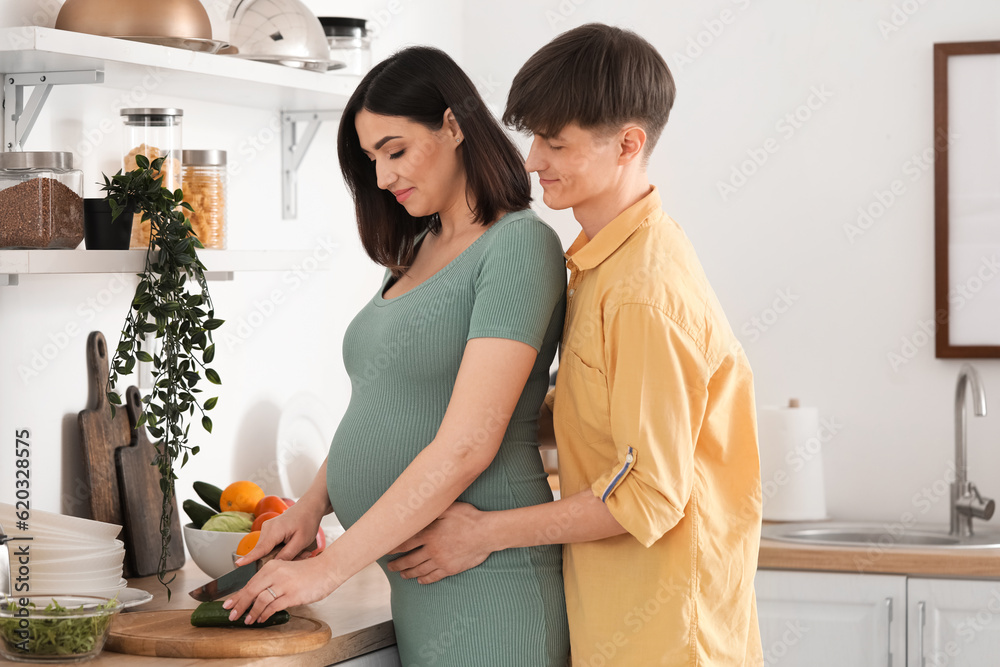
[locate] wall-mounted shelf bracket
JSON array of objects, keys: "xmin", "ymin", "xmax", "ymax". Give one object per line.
[
  {"xmin": 2, "ymin": 69, "xmax": 104, "ymax": 151},
  {"xmin": 282, "ymin": 110, "xmax": 340, "ymax": 220}
]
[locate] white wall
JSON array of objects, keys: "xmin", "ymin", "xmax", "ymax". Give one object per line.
[
  {"xmin": 0, "ymin": 0, "xmax": 463, "ymax": 519},
  {"xmin": 461, "ymin": 0, "xmax": 1000, "ymax": 525}
]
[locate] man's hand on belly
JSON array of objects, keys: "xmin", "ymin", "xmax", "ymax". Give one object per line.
[{"xmin": 387, "ymin": 502, "xmax": 495, "ymax": 584}]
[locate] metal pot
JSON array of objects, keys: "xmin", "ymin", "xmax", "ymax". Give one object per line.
[
  {"xmin": 55, "ymin": 0, "xmax": 213, "ymax": 40},
  {"xmin": 227, "ymin": 0, "xmax": 332, "ymax": 71}
]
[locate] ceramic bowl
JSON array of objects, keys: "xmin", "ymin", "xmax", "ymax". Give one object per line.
[{"xmin": 183, "ymin": 523, "xmax": 247, "ymax": 579}]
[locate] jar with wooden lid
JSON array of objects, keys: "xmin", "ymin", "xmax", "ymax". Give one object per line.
[
  {"xmin": 182, "ymin": 150, "xmax": 227, "ymax": 249},
  {"xmin": 0, "ymin": 151, "xmax": 84, "ymax": 248},
  {"xmin": 121, "ymin": 107, "xmax": 183, "ymax": 248}
]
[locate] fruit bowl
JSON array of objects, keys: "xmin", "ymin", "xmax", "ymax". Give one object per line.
[
  {"xmin": 183, "ymin": 523, "xmax": 247, "ymax": 579},
  {"xmin": 0, "ymin": 595, "xmax": 122, "ymax": 662}
]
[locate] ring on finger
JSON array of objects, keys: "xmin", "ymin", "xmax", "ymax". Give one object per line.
[{"xmin": 266, "ymin": 586, "xmax": 278, "ymax": 600}]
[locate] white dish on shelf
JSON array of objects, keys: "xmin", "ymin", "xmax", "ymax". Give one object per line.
[
  {"xmin": 227, "ymin": 53, "xmax": 345, "ymax": 72},
  {"xmin": 275, "ymin": 393, "xmax": 336, "ymax": 499},
  {"xmin": 115, "ymin": 36, "xmax": 230, "ymax": 54}
]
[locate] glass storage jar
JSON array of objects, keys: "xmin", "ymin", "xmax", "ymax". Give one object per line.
[
  {"xmin": 319, "ymin": 17, "xmax": 371, "ymax": 76},
  {"xmin": 182, "ymin": 150, "xmax": 227, "ymax": 249},
  {"xmin": 0, "ymin": 151, "xmax": 84, "ymax": 248},
  {"xmin": 121, "ymin": 107, "xmax": 183, "ymax": 248}
]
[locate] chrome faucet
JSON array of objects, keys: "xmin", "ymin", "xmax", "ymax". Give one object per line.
[{"xmin": 951, "ymin": 364, "xmax": 996, "ymax": 537}]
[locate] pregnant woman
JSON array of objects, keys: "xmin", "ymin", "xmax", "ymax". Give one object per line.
[{"xmin": 224, "ymin": 46, "xmax": 569, "ymax": 666}]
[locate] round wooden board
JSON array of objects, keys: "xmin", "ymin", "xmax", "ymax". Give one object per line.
[{"xmin": 106, "ymin": 610, "xmax": 332, "ymax": 658}]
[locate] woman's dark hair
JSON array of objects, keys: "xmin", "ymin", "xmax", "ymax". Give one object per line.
[{"xmin": 338, "ymin": 46, "xmax": 531, "ymax": 276}]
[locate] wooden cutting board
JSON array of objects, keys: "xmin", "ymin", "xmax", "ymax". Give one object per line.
[
  {"xmin": 116, "ymin": 385, "xmax": 185, "ymax": 577},
  {"xmin": 107, "ymin": 610, "xmax": 332, "ymax": 658},
  {"xmin": 77, "ymin": 332, "xmax": 130, "ymax": 534}
]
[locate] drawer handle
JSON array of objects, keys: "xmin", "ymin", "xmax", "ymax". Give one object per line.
[
  {"xmin": 884, "ymin": 597, "xmax": 893, "ymax": 667},
  {"xmin": 917, "ymin": 600, "xmax": 926, "ymax": 667}
]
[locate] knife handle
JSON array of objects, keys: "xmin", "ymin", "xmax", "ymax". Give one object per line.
[{"xmin": 256, "ymin": 539, "xmax": 319, "ymax": 568}]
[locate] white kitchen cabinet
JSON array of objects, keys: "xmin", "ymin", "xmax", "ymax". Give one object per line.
[
  {"xmin": 907, "ymin": 577, "xmax": 1000, "ymax": 667},
  {"xmin": 755, "ymin": 569, "xmax": 906, "ymax": 666},
  {"xmin": 338, "ymin": 646, "xmax": 402, "ymax": 666}
]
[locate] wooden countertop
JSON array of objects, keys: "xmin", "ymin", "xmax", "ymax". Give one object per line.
[
  {"xmin": 70, "ymin": 560, "xmax": 394, "ymax": 666},
  {"xmin": 758, "ymin": 536, "xmax": 1000, "ymax": 578}
]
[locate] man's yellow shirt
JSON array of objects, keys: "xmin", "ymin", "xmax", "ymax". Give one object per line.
[{"xmin": 548, "ymin": 187, "xmax": 763, "ymax": 666}]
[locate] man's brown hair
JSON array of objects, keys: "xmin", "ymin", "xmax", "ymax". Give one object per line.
[{"xmin": 503, "ymin": 23, "xmax": 676, "ymax": 157}]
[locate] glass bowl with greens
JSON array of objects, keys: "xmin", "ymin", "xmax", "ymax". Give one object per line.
[{"xmin": 0, "ymin": 595, "xmax": 122, "ymax": 663}]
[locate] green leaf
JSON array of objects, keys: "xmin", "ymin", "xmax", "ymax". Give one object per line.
[
  {"xmin": 204, "ymin": 396, "xmax": 218, "ymax": 410},
  {"xmin": 203, "ymin": 344, "xmax": 215, "ymax": 363},
  {"xmin": 203, "ymin": 319, "xmax": 224, "ymax": 331},
  {"xmin": 202, "ymin": 416, "xmax": 213, "ymax": 433},
  {"xmin": 205, "ymin": 368, "xmax": 221, "ymax": 385},
  {"xmin": 136, "ymin": 351, "xmax": 154, "ymax": 363},
  {"xmin": 108, "ymin": 392, "xmax": 122, "ymax": 405},
  {"xmin": 135, "ymin": 154, "xmax": 150, "ymax": 169}
]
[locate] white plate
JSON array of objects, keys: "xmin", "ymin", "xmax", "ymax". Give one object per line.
[
  {"xmin": 275, "ymin": 393, "xmax": 336, "ymax": 499},
  {"xmin": 116, "ymin": 587, "xmax": 154, "ymax": 609}
]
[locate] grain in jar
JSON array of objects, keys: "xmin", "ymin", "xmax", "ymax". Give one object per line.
[
  {"xmin": 0, "ymin": 152, "xmax": 84, "ymax": 248},
  {"xmin": 181, "ymin": 150, "xmax": 227, "ymax": 249}
]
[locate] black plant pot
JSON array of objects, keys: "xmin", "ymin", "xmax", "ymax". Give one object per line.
[{"xmin": 84, "ymin": 198, "xmax": 134, "ymax": 250}]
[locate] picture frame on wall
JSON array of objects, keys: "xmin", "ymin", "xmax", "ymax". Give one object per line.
[{"xmin": 934, "ymin": 40, "xmax": 1000, "ymax": 358}]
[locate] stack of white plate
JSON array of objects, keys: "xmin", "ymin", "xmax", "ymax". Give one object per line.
[{"xmin": 0, "ymin": 503, "xmax": 126, "ymax": 598}]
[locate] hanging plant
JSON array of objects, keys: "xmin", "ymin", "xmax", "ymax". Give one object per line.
[{"xmin": 101, "ymin": 154, "xmax": 223, "ymax": 595}]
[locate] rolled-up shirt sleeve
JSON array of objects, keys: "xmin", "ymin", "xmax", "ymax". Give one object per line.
[{"xmin": 589, "ymin": 303, "xmax": 710, "ymax": 547}]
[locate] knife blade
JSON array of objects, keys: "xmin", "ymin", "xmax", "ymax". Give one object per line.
[{"xmin": 188, "ymin": 539, "xmax": 318, "ymax": 601}]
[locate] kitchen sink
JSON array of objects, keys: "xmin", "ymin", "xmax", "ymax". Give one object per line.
[{"xmin": 761, "ymin": 521, "xmax": 1000, "ymax": 549}]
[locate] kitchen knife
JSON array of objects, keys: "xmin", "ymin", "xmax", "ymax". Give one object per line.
[{"xmin": 187, "ymin": 539, "xmax": 317, "ymax": 601}]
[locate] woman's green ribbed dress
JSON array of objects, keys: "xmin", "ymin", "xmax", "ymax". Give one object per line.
[{"xmin": 327, "ymin": 210, "xmax": 569, "ymax": 667}]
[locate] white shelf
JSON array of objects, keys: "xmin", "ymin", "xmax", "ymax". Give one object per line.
[
  {"xmin": 0, "ymin": 27, "xmax": 360, "ymax": 111},
  {"xmin": 0, "ymin": 248, "xmax": 337, "ymax": 277}
]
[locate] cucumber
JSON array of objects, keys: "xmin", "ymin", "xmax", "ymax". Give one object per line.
[
  {"xmin": 182, "ymin": 499, "xmax": 216, "ymax": 529},
  {"xmin": 190, "ymin": 601, "xmax": 290, "ymax": 628},
  {"xmin": 193, "ymin": 481, "xmax": 224, "ymax": 512}
]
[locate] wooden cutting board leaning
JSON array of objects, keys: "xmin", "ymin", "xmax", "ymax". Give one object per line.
[
  {"xmin": 117, "ymin": 385, "xmax": 185, "ymax": 576},
  {"xmin": 77, "ymin": 331, "xmax": 130, "ymax": 532},
  {"xmin": 77, "ymin": 330, "xmax": 185, "ymax": 577},
  {"xmin": 107, "ymin": 610, "xmax": 333, "ymax": 658}
]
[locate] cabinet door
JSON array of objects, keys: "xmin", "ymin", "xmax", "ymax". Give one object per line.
[
  {"xmin": 755, "ymin": 570, "xmax": 906, "ymax": 667},
  {"xmin": 908, "ymin": 578, "xmax": 1000, "ymax": 667},
  {"xmin": 336, "ymin": 646, "xmax": 402, "ymax": 666}
]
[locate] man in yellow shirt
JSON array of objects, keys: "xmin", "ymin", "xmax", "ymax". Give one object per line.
[{"xmin": 389, "ymin": 23, "xmax": 763, "ymax": 666}]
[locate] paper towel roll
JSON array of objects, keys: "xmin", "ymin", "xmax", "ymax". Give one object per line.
[{"xmin": 757, "ymin": 400, "xmax": 828, "ymax": 521}]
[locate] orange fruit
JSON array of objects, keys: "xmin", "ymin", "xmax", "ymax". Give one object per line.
[
  {"xmin": 219, "ymin": 481, "xmax": 265, "ymax": 514},
  {"xmin": 251, "ymin": 511, "xmax": 280, "ymax": 532},
  {"xmin": 236, "ymin": 530, "xmax": 261, "ymax": 556},
  {"xmin": 253, "ymin": 495, "xmax": 289, "ymax": 518}
]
